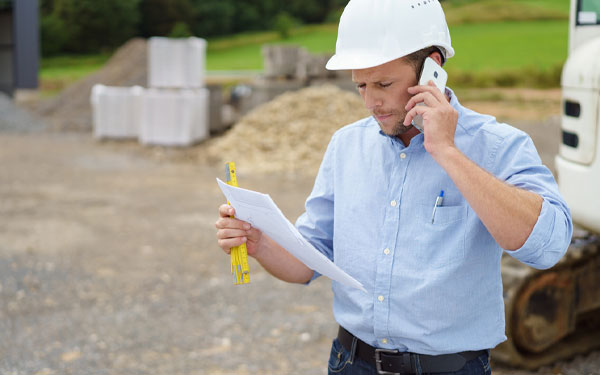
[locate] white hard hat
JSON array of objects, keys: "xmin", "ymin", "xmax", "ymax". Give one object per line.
[{"xmin": 326, "ymin": 0, "xmax": 454, "ymax": 70}]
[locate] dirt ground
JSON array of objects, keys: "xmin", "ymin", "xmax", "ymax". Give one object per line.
[{"xmin": 1, "ymin": 90, "xmax": 599, "ymax": 374}]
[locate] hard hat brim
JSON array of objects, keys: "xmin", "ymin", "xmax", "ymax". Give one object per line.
[
  {"xmin": 325, "ymin": 53, "xmax": 389, "ymax": 70},
  {"xmin": 326, "ymin": 45, "xmax": 455, "ymax": 71}
]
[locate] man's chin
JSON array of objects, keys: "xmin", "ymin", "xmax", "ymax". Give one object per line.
[{"xmin": 378, "ymin": 121, "xmax": 413, "ymax": 137}]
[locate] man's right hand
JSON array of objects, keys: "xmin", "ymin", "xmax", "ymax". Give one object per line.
[{"xmin": 215, "ymin": 204, "xmax": 263, "ymax": 256}]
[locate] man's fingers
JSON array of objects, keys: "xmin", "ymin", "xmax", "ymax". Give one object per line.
[
  {"xmin": 403, "ymin": 105, "xmax": 428, "ymax": 126},
  {"xmin": 217, "ymin": 237, "xmax": 247, "ymax": 253},
  {"xmin": 408, "ymin": 81, "xmax": 445, "ymax": 102},
  {"xmin": 246, "ymin": 227, "xmax": 262, "ymax": 241},
  {"xmin": 215, "ymin": 217, "xmax": 251, "ymax": 230},
  {"xmin": 405, "ymin": 92, "xmax": 439, "ymax": 112},
  {"xmin": 217, "ymin": 228, "xmax": 249, "ymax": 240},
  {"xmin": 219, "ymin": 204, "xmax": 235, "ymax": 218}
]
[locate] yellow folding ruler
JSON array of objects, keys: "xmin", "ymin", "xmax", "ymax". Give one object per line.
[{"xmin": 225, "ymin": 162, "xmax": 250, "ymax": 285}]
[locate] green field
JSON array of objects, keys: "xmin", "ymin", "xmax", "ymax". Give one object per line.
[
  {"xmin": 205, "ymin": 19, "xmax": 569, "ymax": 87},
  {"xmin": 206, "ymin": 24, "xmax": 337, "ymax": 71},
  {"xmin": 40, "ymin": 0, "xmax": 572, "ymax": 89},
  {"xmin": 446, "ymin": 20, "xmax": 568, "ymax": 87},
  {"xmin": 205, "ymin": 20, "xmax": 568, "ymax": 71},
  {"xmin": 449, "ymin": 20, "xmax": 568, "ymax": 71},
  {"xmin": 40, "ymin": 53, "xmax": 111, "ymax": 80}
]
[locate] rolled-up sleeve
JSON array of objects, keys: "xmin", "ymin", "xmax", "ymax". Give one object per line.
[
  {"xmin": 295, "ymin": 135, "xmax": 337, "ymax": 282},
  {"xmin": 508, "ymin": 198, "xmax": 572, "ymax": 269},
  {"xmin": 489, "ymin": 128, "xmax": 572, "ymax": 269}
]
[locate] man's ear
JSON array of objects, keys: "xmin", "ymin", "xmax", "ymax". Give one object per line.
[{"xmin": 428, "ymin": 51, "xmax": 443, "ymax": 66}]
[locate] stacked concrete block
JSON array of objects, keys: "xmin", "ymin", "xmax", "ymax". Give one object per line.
[
  {"xmin": 91, "ymin": 85, "xmax": 143, "ymax": 138},
  {"xmin": 148, "ymin": 37, "xmax": 206, "ymax": 88},
  {"xmin": 262, "ymin": 45, "xmax": 336, "ymax": 81},
  {"xmin": 91, "ymin": 37, "xmax": 211, "ymax": 145},
  {"xmin": 262, "ymin": 45, "xmax": 302, "ymax": 79},
  {"xmin": 139, "ymin": 88, "xmax": 209, "ymax": 146},
  {"xmin": 141, "ymin": 37, "xmax": 210, "ymax": 145},
  {"xmin": 296, "ymin": 50, "xmax": 335, "ymax": 80}
]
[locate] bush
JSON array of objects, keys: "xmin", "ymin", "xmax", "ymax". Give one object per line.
[
  {"xmin": 273, "ymin": 12, "xmax": 299, "ymax": 39},
  {"xmin": 325, "ymin": 7, "xmax": 344, "ymax": 24},
  {"xmin": 40, "ymin": 13, "xmax": 69, "ymax": 56},
  {"xmin": 168, "ymin": 21, "xmax": 193, "ymax": 38}
]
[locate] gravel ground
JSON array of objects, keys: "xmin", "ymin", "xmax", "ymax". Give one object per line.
[
  {"xmin": 1, "ymin": 101, "xmax": 599, "ymax": 374},
  {"xmin": 0, "ymin": 93, "xmax": 46, "ymax": 133}
]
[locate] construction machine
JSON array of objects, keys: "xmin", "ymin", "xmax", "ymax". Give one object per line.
[{"xmin": 493, "ymin": 0, "xmax": 600, "ymax": 369}]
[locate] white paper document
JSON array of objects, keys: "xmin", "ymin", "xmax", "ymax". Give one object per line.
[{"xmin": 216, "ymin": 178, "xmax": 366, "ymax": 292}]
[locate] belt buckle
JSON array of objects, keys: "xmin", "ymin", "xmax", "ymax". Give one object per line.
[{"xmin": 375, "ymin": 348, "xmax": 402, "ymax": 375}]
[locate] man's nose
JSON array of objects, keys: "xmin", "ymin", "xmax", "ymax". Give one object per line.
[{"xmin": 363, "ymin": 88, "xmax": 382, "ymax": 111}]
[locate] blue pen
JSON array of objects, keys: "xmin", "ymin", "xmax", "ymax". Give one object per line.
[{"xmin": 431, "ymin": 190, "xmax": 444, "ymax": 224}]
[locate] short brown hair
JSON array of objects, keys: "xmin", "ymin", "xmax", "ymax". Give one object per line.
[{"xmin": 403, "ymin": 46, "xmax": 444, "ymax": 76}]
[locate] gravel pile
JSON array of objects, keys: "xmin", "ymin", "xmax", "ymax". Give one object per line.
[
  {"xmin": 33, "ymin": 38, "xmax": 147, "ymax": 131},
  {"xmin": 206, "ymin": 84, "xmax": 369, "ymax": 175}
]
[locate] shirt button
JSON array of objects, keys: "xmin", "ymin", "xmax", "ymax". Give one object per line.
[
  {"xmin": 381, "ymin": 338, "xmax": 388, "ymax": 344},
  {"xmin": 400, "ymin": 153, "xmax": 406, "ymax": 159},
  {"xmin": 390, "ymin": 200, "xmax": 397, "ymax": 207},
  {"xmin": 384, "ymin": 248, "xmax": 390, "ymax": 255},
  {"xmin": 378, "ymin": 295, "xmax": 385, "ymax": 302}
]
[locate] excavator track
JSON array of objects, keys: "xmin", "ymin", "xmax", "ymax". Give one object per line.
[{"xmin": 493, "ymin": 227, "xmax": 600, "ymax": 369}]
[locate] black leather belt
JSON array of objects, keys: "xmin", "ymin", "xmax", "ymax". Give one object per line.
[{"xmin": 338, "ymin": 326, "xmax": 487, "ymax": 374}]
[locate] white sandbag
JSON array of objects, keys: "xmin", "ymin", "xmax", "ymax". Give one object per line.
[
  {"xmin": 91, "ymin": 84, "xmax": 144, "ymax": 138},
  {"xmin": 148, "ymin": 37, "xmax": 206, "ymax": 88},
  {"xmin": 139, "ymin": 88, "xmax": 209, "ymax": 146}
]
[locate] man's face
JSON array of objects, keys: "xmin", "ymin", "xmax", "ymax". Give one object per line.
[{"xmin": 352, "ymin": 58, "xmax": 418, "ymax": 137}]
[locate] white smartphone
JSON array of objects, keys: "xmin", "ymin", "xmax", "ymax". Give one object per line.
[{"xmin": 412, "ymin": 57, "xmax": 448, "ymax": 132}]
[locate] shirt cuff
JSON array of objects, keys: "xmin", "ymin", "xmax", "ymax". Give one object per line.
[
  {"xmin": 304, "ymin": 270, "xmax": 322, "ymax": 285},
  {"xmin": 505, "ymin": 199, "xmax": 556, "ymax": 268}
]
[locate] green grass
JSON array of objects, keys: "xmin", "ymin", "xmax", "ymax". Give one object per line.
[
  {"xmin": 443, "ymin": 0, "xmax": 569, "ymax": 15},
  {"xmin": 448, "ymin": 20, "xmax": 568, "ymax": 71},
  {"xmin": 446, "ymin": 20, "xmax": 568, "ymax": 87},
  {"xmin": 39, "ymin": 53, "xmax": 111, "ymax": 97},
  {"xmin": 207, "ymin": 20, "xmax": 568, "ymax": 88},
  {"xmin": 39, "ymin": 1, "xmax": 571, "ymax": 89},
  {"xmin": 40, "ymin": 53, "xmax": 111, "ymax": 80},
  {"xmin": 206, "ymin": 24, "xmax": 337, "ymax": 70},
  {"xmin": 444, "ymin": 0, "xmax": 568, "ymax": 24}
]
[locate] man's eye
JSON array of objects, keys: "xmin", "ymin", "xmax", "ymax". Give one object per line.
[
  {"xmin": 380, "ymin": 82, "xmax": 392, "ymax": 88},
  {"xmin": 356, "ymin": 84, "xmax": 366, "ymax": 89}
]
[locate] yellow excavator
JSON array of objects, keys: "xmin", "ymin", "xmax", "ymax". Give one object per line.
[{"xmin": 493, "ymin": 0, "xmax": 600, "ymax": 369}]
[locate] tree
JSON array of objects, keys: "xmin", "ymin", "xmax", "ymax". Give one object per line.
[
  {"xmin": 54, "ymin": 0, "xmax": 140, "ymax": 53},
  {"xmin": 40, "ymin": 13, "xmax": 69, "ymax": 55},
  {"xmin": 189, "ymin": 0, "xmax": 235, "ymax": 37},
  {"xmin": 139, "ymin": 0, "xmax": 194, "ymax": 37}
]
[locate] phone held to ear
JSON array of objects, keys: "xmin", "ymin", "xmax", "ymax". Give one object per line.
[{"xmin": 412, "ymin": 57, "xmax": 448, "ymax": 132}]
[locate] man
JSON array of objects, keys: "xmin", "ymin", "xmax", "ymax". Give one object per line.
[{"xmin": 215, "ymin": 0, "xmax": 572, "ymax": 374}]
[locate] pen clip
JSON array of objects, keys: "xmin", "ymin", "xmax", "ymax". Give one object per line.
[{"xmin": 431, "ymin": 190, "xmax": 444, "ymax": 224}]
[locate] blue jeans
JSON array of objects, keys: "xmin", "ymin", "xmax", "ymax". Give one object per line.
[{"xmin": 327, "ymin": 338, "xmax": 492, "ymax": 375}]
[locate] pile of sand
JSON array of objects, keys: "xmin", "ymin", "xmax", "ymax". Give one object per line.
[
  {"xmin": 205, "ymin": 84, "xmax": 369, "ymax": 176},
  {"xmin": 35, "ymin": 38, "xmax": 148, "ymax": 131}
]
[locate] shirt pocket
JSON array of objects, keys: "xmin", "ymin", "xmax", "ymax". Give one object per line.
[{"xmin": 413, "ymin": 203, "xmax": 467, "ymax": 268}]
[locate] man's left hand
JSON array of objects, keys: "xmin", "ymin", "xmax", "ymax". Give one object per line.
[{"xmin": 404, "ymin": 81, "xmax": 459, "ymax": 159}]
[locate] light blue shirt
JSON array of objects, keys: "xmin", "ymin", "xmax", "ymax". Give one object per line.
[{"xmin": 295, "ymin": 89, "xmax": 572, "ymax": 355}]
